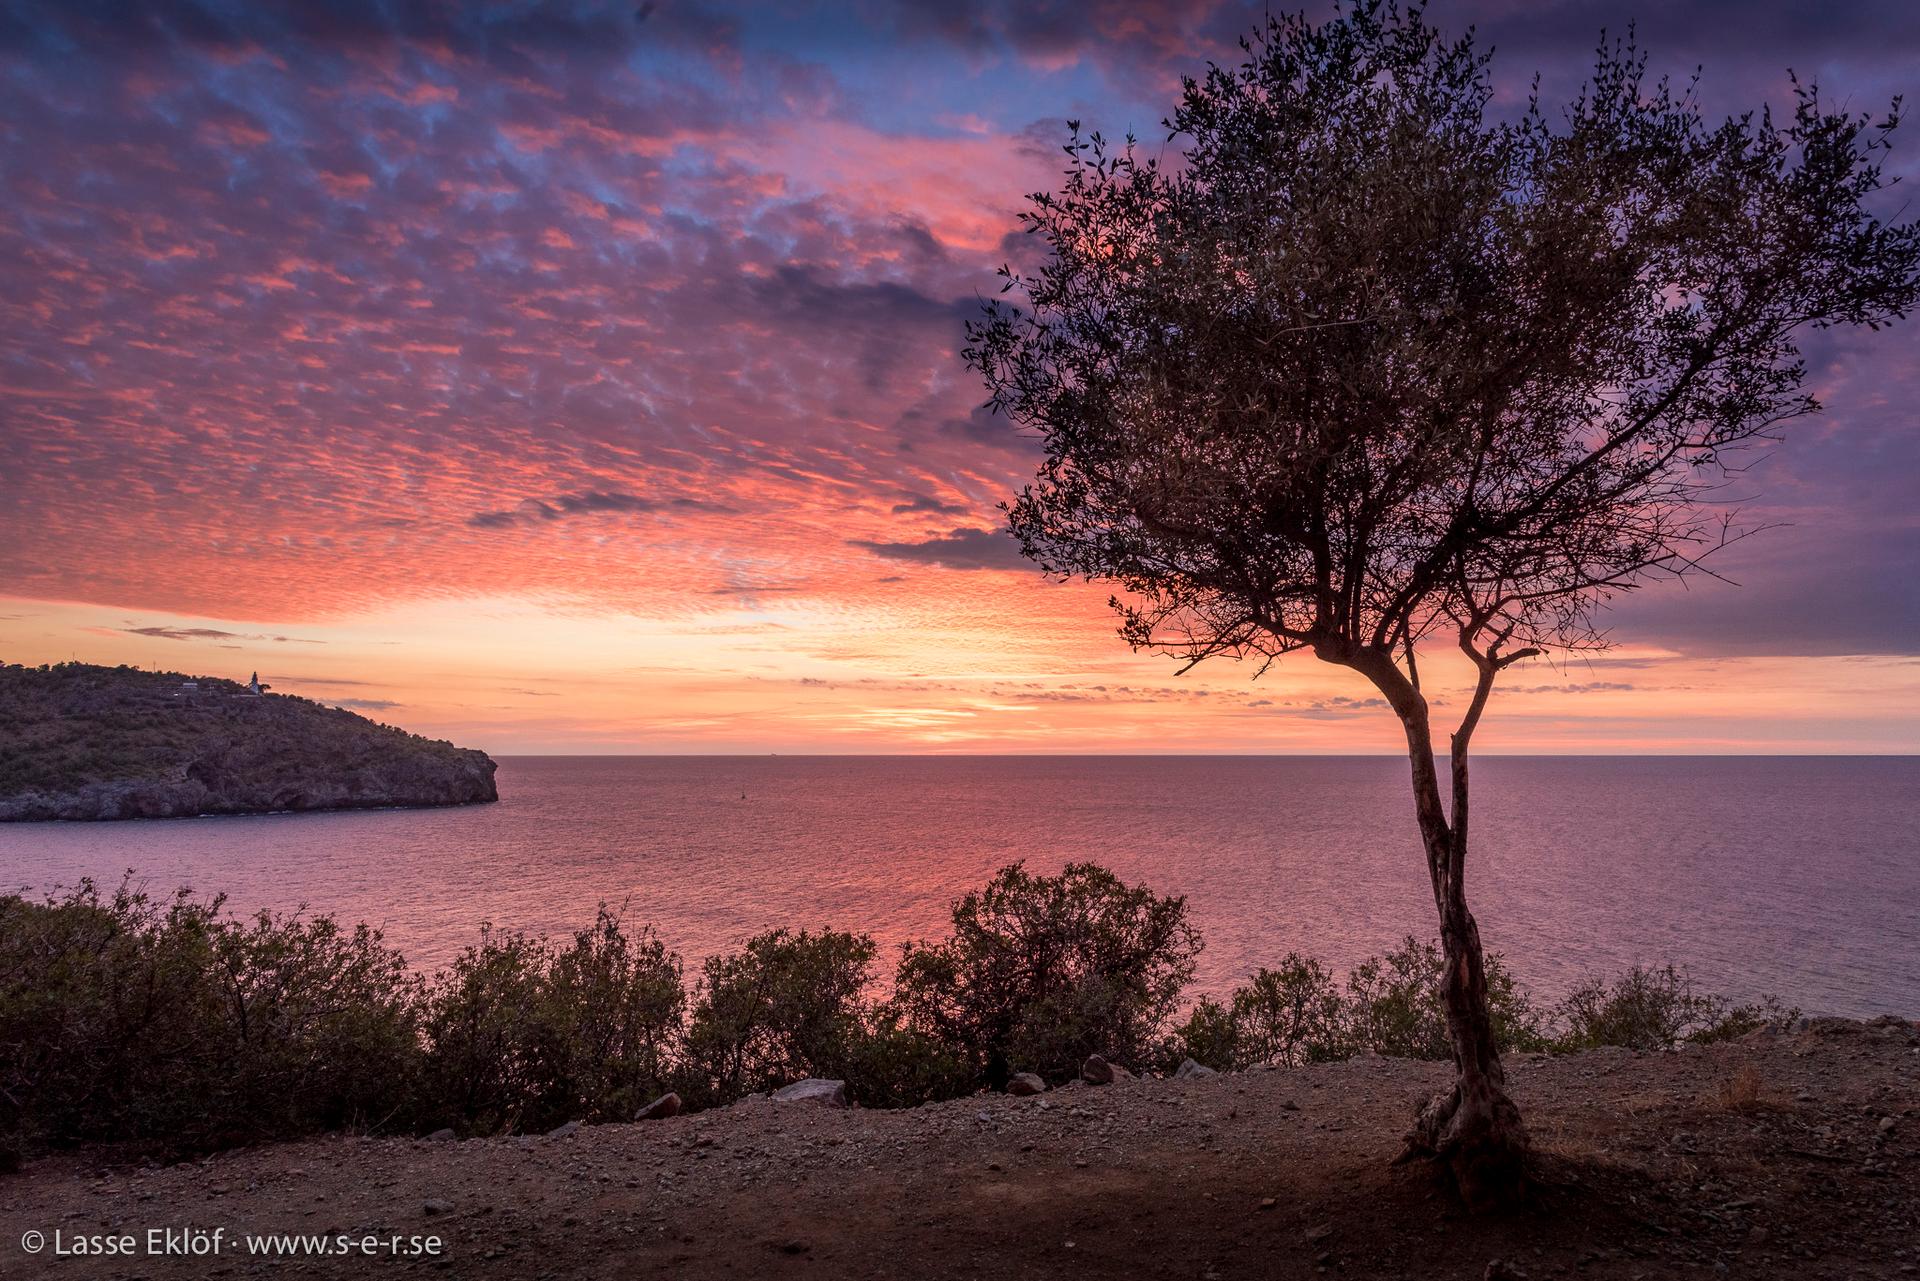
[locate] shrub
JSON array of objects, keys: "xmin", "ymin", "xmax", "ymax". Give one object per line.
[
  {"xmin": 1555, "ymin": 964, "xmax": 1794, "ymax": 1051},
  {"xmin": 1691, "ymin": 995, "xmax": 1798, "ymax": 1044},
  {"xmin": 891, "ymin": 862, "xmax": 1202, "ymax": 1085},
  {"xmin": 680, "ymin": 928, "xmax": 876, "ymax": 1107},
  {"xmin": 1166, "ymin": 995, "xmax": 1239, "ymax": 1070},
  {"xmin": 1342, "ymin": 937, "xmax": 1452, "ymax": 1059},
  {"xmin": 841, "ymin": 1016, "xmax": 975, "ymax": 1108},
  {"xmin": 0, "ymin": 880, "xmax": 421, "ymax": 1157},
  {"xmin": 207, "ymin": 908, "xmax": 424, "ymax": 1139},
  {"xmin": 417, "ymin": 926, "xmax": 554, "ymax": 1134},
  {"xmin": 2, "ymin": 863, "xmax": 1803, "ymax": 1163},
  {"xmin": 417, "ymin": 908, "xmax": 682, "ymax": 1133},
  {"xmin": 1341, "ymin": 937, "xmax": 1547, "ymax": 1060},
  {"xmin": 1172, "ymin": 953, "xmax": 1351, "ymax": 1070},
  {"xmin": 541, "ymin": 909, "xmax": 683, "ymax": 1118},
  {"xmin": 1228, "ymin": 954, "xmax": 1348, "ymax": 1066}
]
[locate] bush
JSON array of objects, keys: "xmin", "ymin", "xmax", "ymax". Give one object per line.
[
  {"xmin": 1173, "ymin": 938, "xmax": 1547, "ymax": 1068},
  {"xmin": 208, "ymin": 907, "xmax": 425, "ymax": 1138},
  {"xmin": 1691, "ymin": 995, "xmax": 1798, "ymax": 1044},
  {"xmin": 1341, "ymin": 937, "xmax": 1548, "ymax": 1059},
  {"xmin": 1554, "ymin": 964, "xmax": 1794, "ymax": 1051},
  {"xmin": 0, "ymin": 880, "xmax": 421, "ymax": 1157},
  {"xmin": 891, "ymin": 862, "xmax": 1201, "ymax": 1085},
  {"xmin": 841, "ymin": 1016, "xmax": 975, "ymax": 1109},
  {"xmin": 1166, "ymin": 995, "xmax": 1239, "ymax": 1070},
  {"xmin": 418, "ymin": 909, "xmax": 682, "ymax": 1133},
  {"xmin": 544, "ymin": 910, "xmax": 684, "ymax": 1119},
  {"xmin": 1170, "ymin": 953, "xmax": 1347, "ymax": 1070},
  {"xmin": 417, "ymin": 926, "xmax": 555, "ymax": 1134},
  {"xmin": 1229, "ymin": 954, "xmax": 1349, "ymax": 1066},
  {"xmin": 680, "ymin": 928, "xmax": 875, "ymax": 1107},
  {"xmin": 1342, "ymin": 937, "xmax": 1451, "ymax": 1058}
]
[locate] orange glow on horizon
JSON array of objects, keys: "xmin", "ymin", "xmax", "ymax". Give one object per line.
[{"xmin": 5, "ymin": 591, "xmax": 1914, "ymax": 755}]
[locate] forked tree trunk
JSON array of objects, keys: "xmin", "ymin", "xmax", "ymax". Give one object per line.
[
  {"xmin": 1342, "ymin": 642, "xmax": 1531, "ymax": 1206},
  {"xmin": 1378, "ymin": 665, "xmax": 1529, "ymax": 1208}
]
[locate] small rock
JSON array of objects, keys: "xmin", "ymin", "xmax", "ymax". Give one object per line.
[
  {"xmin": 1081, "ymin": 1054, "xmax": 1116, "ymax": 1085},
  {"xmin": 773, "ymin": 1078, "xmax": 850, "ymax": 1107},
  {"xmin": 1007, "ymin": 1072, "xmax": 1047, "ymax": 1096},
  {"xmin": 423, "ymin": 1199, "xmax": 452, "ymax": 1217},
  {"xmin": 1175, "ymin": 1058, "xmax": 1219, "ymax": 1080},
  {"xmin": 423, "ymin": 1128, "xmax": 456, "ymax": 1142},
  {"xmin": 636, "ymin": 1092, "xmax": 682, "ymax": 1121},
  {"xmin": 547, "ymin": 1120, "xmax": 582, "ymax": 1139},
  {"xmin": 1484, "ymin": 1261, "xmax": 1530, "ymax": 1281},
  {"xmin": 1280, "ymin": 1099, "xmax": 1301, "ymax": 1112},
  {"xmin": 1879, "ymin": 1116, "xmax": 1897, "ymax": 1134},
  {"xmin": 1258, "ymin": 1197, "xmax": 1277, "ymax": 1211},
  {"xmin": 1304, "ymin": 1223, "xmax": 1333, "ymax": 1245}
]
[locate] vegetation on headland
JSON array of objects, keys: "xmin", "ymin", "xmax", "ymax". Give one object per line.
[
  {"xmin": 0, "ymin": 864, "xmax": 1794, "ymax": 1166},
  {"xmin": 0, "ymin": 662, "xmax": 497, "ymax": 820}
]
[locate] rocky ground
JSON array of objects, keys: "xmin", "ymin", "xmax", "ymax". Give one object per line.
[{"xmin": 3, "ymin": 1018, "xmax": 1914, "ymax": 1280}]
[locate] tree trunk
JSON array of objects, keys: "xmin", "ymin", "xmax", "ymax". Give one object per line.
[
  {"xmin": 1401, "ymin": 746, "xmax": 1530, "ymax": 1209},
  {"xmin": 1404, "ymin": 883, "xmax": 1530, "ymax": 1209},
  {"xmin": 1343, "ymin": 642, "xmax": 1531, "ymax": 1206}
]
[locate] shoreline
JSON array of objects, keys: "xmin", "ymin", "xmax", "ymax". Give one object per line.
[{"xmin": 0, "ymin": 795, "xmax": 498, "ymax": 826}]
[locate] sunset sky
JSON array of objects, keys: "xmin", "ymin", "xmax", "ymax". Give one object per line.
[{"xmin": 2, "ymin": 1, "xmax": 1916, "ymax": 754}]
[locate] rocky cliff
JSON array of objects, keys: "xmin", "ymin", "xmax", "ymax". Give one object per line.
[{"xmin": 0, "ymin": 662, "xmax": 498, "ymax": 821}]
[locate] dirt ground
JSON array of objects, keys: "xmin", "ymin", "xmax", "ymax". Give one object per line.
[{"xmin": 3, "ymin": 1018, "xmax": 1915, "ymax": 1280}]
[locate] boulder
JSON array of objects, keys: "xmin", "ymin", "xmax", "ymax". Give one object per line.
[
  {"xmin": 1006, "ymin": 1072, "xmax": 1047, "ymax": 1096},
  {"xmin": 1175, "ymin": 1058, "xmax": 1218, "ymax": 1080},
  {"xmin": 547, "ymin": 1119, "xmax": 582, "ymax": 1139},
  {"xmin": 1081, "ymin": 1054, "xmax": 1116, "ymax": 1085},
  {"xmin": 636, "ymin": 1091, "xmax": 682, "ymax": 1121},
  {"xmin": 772, "ymin": 1078, "xmax": 850, "ymax": 1107},
  {"xmin": 422, "ymin": 1128, "xmax": 456, "ymax": 1142}
]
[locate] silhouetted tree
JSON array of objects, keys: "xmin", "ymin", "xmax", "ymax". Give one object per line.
[{"xmin": 965, "ymin": 2, "xmax": 1918, "ymax": 1206}]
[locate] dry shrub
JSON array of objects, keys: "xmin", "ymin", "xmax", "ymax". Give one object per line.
[{"xmin": 1711, "ymin": 1062, "xmax": 1770, "ymax": 1113}]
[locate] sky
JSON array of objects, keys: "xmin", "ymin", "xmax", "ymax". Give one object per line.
[{"xmin": 1, "ymin": 0, "xmax": 1916, "ymax": 754}]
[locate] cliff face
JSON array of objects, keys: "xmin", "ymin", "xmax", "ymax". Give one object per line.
[{"xmin": 0, "ymin": 663, "xmax": 498, "ymax": 821}]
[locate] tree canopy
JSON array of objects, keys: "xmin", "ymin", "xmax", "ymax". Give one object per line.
[{"xmin": 966, "ymin": 3, "xmax": 1920, "ymax": 684}]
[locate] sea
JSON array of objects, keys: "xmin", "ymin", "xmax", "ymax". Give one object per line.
[{"xmin": 2, "ymin": 756, "xmax": 1915, "ymax": 1017}]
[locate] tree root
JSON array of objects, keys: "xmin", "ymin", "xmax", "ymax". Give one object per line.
[{"xmin": 1399, "ymin": 1076, "xmax": 1531, "ymax": 1211}]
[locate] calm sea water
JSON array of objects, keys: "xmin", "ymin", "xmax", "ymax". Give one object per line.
[{"xmin": 2, "ymin": 756, "xmax": 1914, "ymax": 1017}]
